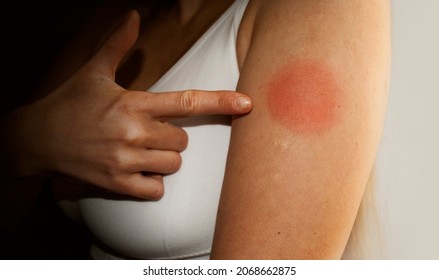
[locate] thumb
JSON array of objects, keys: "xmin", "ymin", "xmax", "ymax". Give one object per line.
[{"xmin": 88, "ymin": 10, "xmax": 140, "ymax": 80}]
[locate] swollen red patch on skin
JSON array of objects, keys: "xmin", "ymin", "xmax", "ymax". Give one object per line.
[{"xmin": 267, "ymin": 60, "xmax": 341, "ymax": 134}]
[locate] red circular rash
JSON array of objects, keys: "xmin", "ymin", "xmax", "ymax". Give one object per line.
[{"xmin": 267, "ymin": 60, "xmax": 341, "ymax": 134}]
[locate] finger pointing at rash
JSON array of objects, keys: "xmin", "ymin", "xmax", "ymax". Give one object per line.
[{"xmin": 144, "ymin": 90, "xmax": 253, "ymax": 118}]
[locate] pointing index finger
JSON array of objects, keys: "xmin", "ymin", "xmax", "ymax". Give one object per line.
[{"xmin": 145, "ymin": 90, "xmax": 252, "ymax": 118}]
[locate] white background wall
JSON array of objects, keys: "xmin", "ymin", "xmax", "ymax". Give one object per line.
[{"xmin": 376, "ymin": 0, "xmax": 439, "ymax": 259}]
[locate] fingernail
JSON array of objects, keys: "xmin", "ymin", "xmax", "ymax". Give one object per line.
[{"xmin": 234, "ymin": 96, "xmax": 252, "ymax": 112}]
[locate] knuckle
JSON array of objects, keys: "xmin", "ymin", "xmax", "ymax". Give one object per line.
[
  {"xmin": 168, "ymin": 152, "xmax": 183, "ymax": 172},
  {"xmin": 136, "ymin": 174, "xmax": 164, "ymax": 200},
  {"xmin": 123, "ymin": 125, "xmax": 147, "ymax": 145},
  {"xmin": 175, "ymin": 128, "xmax": 189, "ymax": 151},
  {"xmin": 106, "ymin": 174, "xmax": 166, "ymax": 201},
  {"xmin": 105, "ymin": 172, "xmax": 165, "ymax": 201},
  {"xmin": 115, "ymin": 92, "xmax": 145, "ymax": 115},
  {"xmin": 116, "ymin": 180, "xmax": 130, "ymax": 192},
  {"xmin": 112, "ymin": 120, "xmax": 147, "ymax": 145},
  {"xmin": 107, "ymin": 174, "xmax": 130, "ymax": 193},
  {"xmin": 180, "ymin": 90, "xmax": 197, "ymax": 114},
  {"xmin": 148, "ymin": 183, "xmax": 164, "ymax": 200},
  {"xmin": 106, "ymin": 149, "xmax": 131, "ymax": 172},
  {"xmin": 160, "ymin": 123, "xmax": 188, "ymax": 151},
  {"xmin": 112, "ymin": 92, "xmax": 131, "ymax": 110}
]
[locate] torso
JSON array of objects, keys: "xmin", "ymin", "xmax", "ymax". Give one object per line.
[
  {"xmin": 117, "ymin": 0, "xmax": 237, "ymax": 90},
  {"xmin": 54, "ymin": 0, "xmax": 254, "ymax": 260}
]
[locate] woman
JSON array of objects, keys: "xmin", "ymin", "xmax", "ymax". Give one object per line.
[{"xmin": 36, "ymin": 0, "xmax": 391, "ymax": 259}]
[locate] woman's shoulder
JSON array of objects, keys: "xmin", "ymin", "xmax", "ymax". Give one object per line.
[{"xmin": 236, "ymin": 0, "xmax": 304, "ymax": 69}]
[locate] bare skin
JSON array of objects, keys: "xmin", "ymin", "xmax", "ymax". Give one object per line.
[
  {"xmin": 48, "ymin": 0, "xmax": 390, "ymax": 259},
  {"xmin": 2, "ymin": 0, "xmax": 390, "ymax": 259},
  {"xmin": 101, "ymin": 0, "xmax": 390, "ymax": 259},
  {"xmin": 266, "ymin": 59, "xmax": 342, "ymax": 134},
  {"xmin": 211, "ymin": 0, "xmax": 391, "ymax": 259},
  {"xmin": 1, "ymin": 7, "xmax": 251, "ymax": 200}
]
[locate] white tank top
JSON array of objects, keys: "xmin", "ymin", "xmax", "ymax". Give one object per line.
[{"xmin": 78, "ymin": 0, "xmax": 249, "ymax": 260}]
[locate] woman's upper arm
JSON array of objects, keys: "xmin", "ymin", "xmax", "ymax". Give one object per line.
[{"xmin": 211, "ymin": 0, "xmax": 391, "ymax": 259}]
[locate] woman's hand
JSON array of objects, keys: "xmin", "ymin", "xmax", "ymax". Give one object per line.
[{"xmin": 2, "ymin": 10, "xmax": 252, "ymax": 199}]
